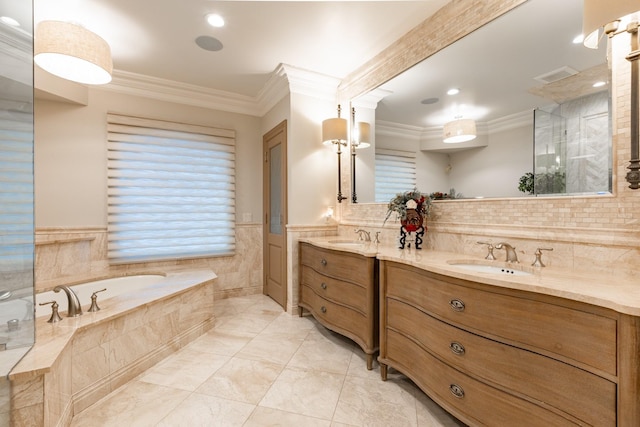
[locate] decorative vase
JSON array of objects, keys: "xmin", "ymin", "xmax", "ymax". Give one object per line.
[{"xmin": 399, "ymin": 208, "xmax": 425, "ymax": 249}]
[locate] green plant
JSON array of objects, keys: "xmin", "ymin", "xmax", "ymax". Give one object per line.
[
  {"xmin": 518, "ymin": 172, "xmax": 534, "ymax": 194},
  {"xmin": 384, "ymin": 189, "xmax": 432, "ymax": 225}
]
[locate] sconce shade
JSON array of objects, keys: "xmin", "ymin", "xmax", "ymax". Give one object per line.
[
  {"xmin": 443, "ymin": 118, "xmax": 477, "ymax": 143},
  {"xmin": 34, "ymin": 21, "xmax": 113, "ymax": 85},
  {"xmin": 583, "ymin": 0, "xmax": 639, "ymax": 48},
  {"xmin": 322, "ymin": 117, "xmax": 348, "ymax": 146},
  {"xmin": 354, "ymin": 122, "xmax": 371, "ymax": 149}
]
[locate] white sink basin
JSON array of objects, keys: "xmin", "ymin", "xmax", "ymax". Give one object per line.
[{"xmin": 447, "ymin": 261, "xmax": 533, "ymax": 276}]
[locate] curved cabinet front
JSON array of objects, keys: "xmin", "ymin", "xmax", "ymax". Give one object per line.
[
  {"xmin": 298, "ymin": 242, "xmax": 378, "ymax": 369},
  {"xmin": 379, "ymin": 260, "xmax": 623, "ymax": 426}
]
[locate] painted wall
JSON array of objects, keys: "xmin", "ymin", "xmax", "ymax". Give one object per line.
[{"xmin": 35, "ymin": 89, "xmax": 263, "ymax": 228}]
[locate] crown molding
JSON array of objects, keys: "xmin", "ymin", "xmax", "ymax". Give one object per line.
[{"xmin": 97, "ymin": 64, "xmax": 340, "ymax": 117}]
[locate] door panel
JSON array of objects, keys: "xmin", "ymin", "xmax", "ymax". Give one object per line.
[{"xmin": 263, "ymin": 121, "xmax": 287, "ymax": 310}]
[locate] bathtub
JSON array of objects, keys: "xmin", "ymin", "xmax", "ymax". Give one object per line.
[
  {"xmin": 35, "ymin": 274, "xmax": 165, "ymax": 317},
  {"xmin": 0, "ymin": 298, "xmax": 34, "ymax": 350},
  {"xmin": 11, "ymin": 269, "xmax": 216, "ymax": 427}
]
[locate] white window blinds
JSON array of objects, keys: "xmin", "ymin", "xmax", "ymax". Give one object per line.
[
  {"xmin": 375, "ymin": 149, "xmax": 416, "ymax": 202},
  {"xmin": 107, "ymin": 114, "xmax": 235, "ymax": 263},
  {"xmin": 0, "ymin": 118, "xmax": 34, "ymax": 271}
]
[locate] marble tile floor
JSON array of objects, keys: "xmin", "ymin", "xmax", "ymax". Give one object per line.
[{"xmin": 71, "ymin": 294, "xmax": 466, "ymax": 427}]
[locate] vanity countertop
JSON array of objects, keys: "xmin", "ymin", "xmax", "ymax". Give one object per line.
[{"xmin": 299, "ymin": 237, "xmax": 640, "ymax": 316}]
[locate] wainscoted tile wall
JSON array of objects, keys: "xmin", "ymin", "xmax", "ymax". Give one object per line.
[{"xmin": 35, "ymin": 223, "xmax": 263, "ymax": 299}]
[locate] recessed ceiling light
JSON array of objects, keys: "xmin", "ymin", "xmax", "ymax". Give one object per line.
[
  {"xmin": 206, "ymin": 13, "xmax": 225, "ymax": 28},
  {"xmin": 447, "ymin": 88, "xmax": 460, "ymax": 95},
  {"xmin": 0, "ymin": 16, "xmax": 20, "ymax": 27},
  {"xmin": 593, "ymin": 81, "xmax": 607, "ymax": 88},
  {"xmin": 572, "ymin": 34, "xmax": 584, "ymax": 44}
]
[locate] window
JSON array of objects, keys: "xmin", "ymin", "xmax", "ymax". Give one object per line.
[
  {"xmin": 107, "ymin": 114, "xmax": 235, "ymax": 263},
  {"xmin": 374, "ymin": 149, "xmax": 416, "ymax": 202}
]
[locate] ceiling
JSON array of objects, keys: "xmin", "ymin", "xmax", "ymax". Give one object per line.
[{"xmin": 28, "ymin": 0, "xmax": 449, "ymax": 98}]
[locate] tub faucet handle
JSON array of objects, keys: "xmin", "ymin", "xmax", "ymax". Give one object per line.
[
  {"xmin": 531, "ymin": 247, "xmax": 553, "ymax": 267},
  {"xmin": 477, "ymin": 241, "xmax": 496, "ymax": 260},
  {"xmin": 88, "ymin": 288, "xmax": 107, "ymax": 312},
  {"xmin": 39, "ymin": 301, "xmax": 63, "ymax": 323}
]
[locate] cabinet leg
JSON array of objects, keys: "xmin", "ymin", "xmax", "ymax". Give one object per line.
[
  {"xmin": 380, "ymin": 363, "xmax": 388, "ymax": 381},
  {"xmin": 366, "ymin": 354, "xmax": 374, "ymax": 370},
  {"xmin": 298, "ymin": 306, "xmax": 303, "ymax": 317}
]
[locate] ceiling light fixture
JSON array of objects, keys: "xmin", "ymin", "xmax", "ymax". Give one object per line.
[
  {"xmin": 593, "ymin": 81, "xmax": 607, "ymax": 88},
  {"xmin": 206, "ymin": 13, "xmax": 225, "ymax": 28},
  {"xmin": 443, "ymin": 118, "xmax": 477, "ymax": 143},
  {"xmin": 447, "ymin": 88, "xmax": 460, "ymax": 95},
  {"xmin": 583, "ymin": 1, "xmax": 640, "ymax": 188},
  {"xmin": 34, "ymin": 21, "xmax": 113, "ymax": 85}
]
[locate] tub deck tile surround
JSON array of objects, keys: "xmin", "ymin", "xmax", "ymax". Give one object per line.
[{"xmin": 9, "ymin": 269, "xmax": 216, "ymax": 427}]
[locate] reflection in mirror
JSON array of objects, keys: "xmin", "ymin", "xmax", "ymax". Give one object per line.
[{"xmin": 353, "ymin": 0, "xmax": 611, "ymax": 202}]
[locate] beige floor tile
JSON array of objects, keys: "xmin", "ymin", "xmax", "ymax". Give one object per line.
[
  {"xmin": 196, "ymin": 357, "xmax": 284, "ymax": 404},
  {"xmin": 243, "ymin": 406, "xmax": 332, "ymax": 427},
  {"xmin": 70, "ymin": 381, "xmax": 190, "ymax": 426},
  {"xmin": 235, "ymin": 332, "xmax": 304, "ymax": 365},
  {"xmin": 138, "ymin": 347, "xmax": 229, "ymax": 391},
  {"xmin": 260, "ymin": 311, "xmax": 316, "ymax": 339},
  {"xmin": 346, "ymin": 349, "xmax": 381, "ymax": 379},
  {"xmin": 287, "ymin": 333, "xmax": 354, "ymax": 375},
  {"xmin": 259, "ymin": 366, "xmax": 345, "ymax": 420},
  {"xmin": 156, "ymin": 393, "xmax": 255, "ymax": 427},
  {"xmin": 214, "ymin": 311, "xmax": 280, "ymax": 335},
  {"xmin": 332, "ymin": 375, "xmax": 418, "ymax": 427},
  {"xmin": 187, "ymin": 328, "xmax": 256, "ymax": 356}
]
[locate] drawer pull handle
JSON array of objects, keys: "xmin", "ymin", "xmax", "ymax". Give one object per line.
[
  {"xmin": 449, "ymin": 384, "xmax": 465, "ymax": 399},
  {"xmin": 449, "ymin": 299, "xmax": 465, "ymax": 312},
  {"xmin": 321, "ymin": 259, "xmax": 327, "ymax": 266},
  {"xmin": 321, "ymin": 306, "xmax": 327, "ymax": 313},
  {"xmin": 450, "ymin": 342, "xmax": 465, "ymax": 356},
  {"xmin": 321, "ymin": 282, "xmax": 327, "ymax": 290}
]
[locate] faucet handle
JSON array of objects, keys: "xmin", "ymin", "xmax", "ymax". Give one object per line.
[
  {"xmin": 39, "ymin": 301, "xmax": 63, "ymax": 323},
  {"xmin": 476, "ymin": 241, "xmax": 496, "ymax": 260},
  {"xmin": 531, "ymin": 247, "xmax": 553, "ymax": 267},
  {"xmin": 88, "ymin": 288, "xmax": 107, "ymax": 312}
]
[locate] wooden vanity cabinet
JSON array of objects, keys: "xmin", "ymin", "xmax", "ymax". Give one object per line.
[
  {"xmin": 298, "ymin": 242, "xmax": 379, "ymax": 369},
  {"xmin": 379, "ymin": 260, "xmax": 640, "ymax": 426}
]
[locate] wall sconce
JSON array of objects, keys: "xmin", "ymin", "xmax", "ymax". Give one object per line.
[
  {"xmin": 443, "ymin": 118, "xmax": 477, "ymax": 143},
  {"xmin": 323, "ymin": 105, "xmax": 348, "ymax": 202},
  {"xmin": 34, "ymin": 21, "xmax": 113, "ymax": 85},
  {"xmin": 583, "ymin": 2, "xmax": 640, "ymax": 189},
  {"xmin": 350, "ymin": 107, "xmax": 371, "ymax": 203}
]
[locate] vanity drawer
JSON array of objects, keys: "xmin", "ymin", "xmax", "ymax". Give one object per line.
[
  {"xmin": 385, "ymin": 329, "xmax": 581, "ymax": 427},
  {"xmin": 384, "ymin": 262, "xmax": 617, "ymax": 375},
  {"xmin": 386, "ymin": 298, "xmax": 616, "ymax": 426},
  {"xmin": 300, "ymin": 265, "xmax": 367, "ymax": 314},
  {"xmin": 299, "ymin": 283, "xmax": 371, "ymax": 348},
  {"xmin": 300, "ymin": 243, "xmax": 374, "ymax": 288}
]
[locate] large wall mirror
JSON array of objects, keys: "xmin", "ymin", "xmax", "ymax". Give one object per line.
[{"xmin": 353, "ymin": 0, "xmax": 611, "ymax": 203}]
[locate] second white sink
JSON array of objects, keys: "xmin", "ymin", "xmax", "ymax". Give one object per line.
[{"xmin": 447, "ymin": 261, "xmax": 533, "ymax": 276}]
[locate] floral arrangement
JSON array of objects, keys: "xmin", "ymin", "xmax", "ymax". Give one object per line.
[
  {"xmin": 384, "ymin": 189, "xmax": 432, "ymax": 225},
  {"xmin": 430, "ymin": 188, "xmax": 463, "ymax": 200}
]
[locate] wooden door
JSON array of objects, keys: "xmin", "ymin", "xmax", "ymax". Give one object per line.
[{"xmin": 263, "ymin": 121, "xmax": 287, "ymax": 310}]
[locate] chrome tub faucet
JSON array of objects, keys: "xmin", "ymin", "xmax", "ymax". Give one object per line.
[{"xmin": 54, "ymin": 285, "xmax": 83, "ymax": 317}]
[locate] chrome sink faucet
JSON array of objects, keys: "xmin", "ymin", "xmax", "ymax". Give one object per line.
[
  {"xmin": 354, "ymin": 229, "xmax": 371, "ymax": 242},
  {"xmin": 495, "ymin": 242, "xmax": 519, "ymax": 263},
  {"xmin": 53, "ymin": 285, "xmax": 83, "ymax": 317}
]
